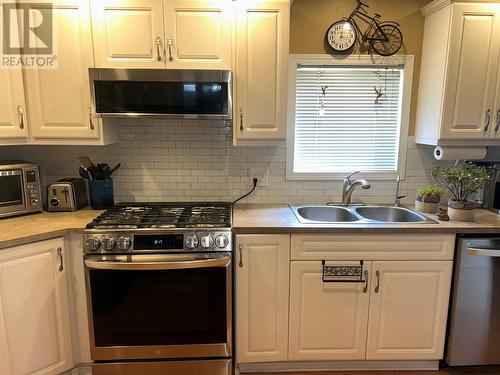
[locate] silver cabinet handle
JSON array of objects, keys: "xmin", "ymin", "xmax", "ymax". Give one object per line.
[
  {"xmin": 155, "ymin": 36, "xmax": 162, "ymax": 61},
  {"xmin": 57, "ymin": 247, "xmax": 63, "ymax": 272},
  {"xmin": 363, "ymin": 270, "xmax": 369, "ymax": 293},
  {"xmin": 375, "ymin": 270, "xmax": 380, "ymax": 293},
  {"xmin": 17, "ymin": 105, "xmax": 24, "ymax": 129},
  {"xmin": 485, "ymin": 108, "xmax": 491, "ymax": 132},
  {"xmin": 89, "ymin": 107, "xmax": 95, "ymax": 130},
  {"xmin": 167, "ymin": 38, "xmax": 173, "ymax": 62},
  {"xmin": 495, "ymin": 109, "xmax": 500, "ymax": 132},
  {"xmin": 239, "ymin": 108, "xmax": 244, "ymax": 131},
  {"xmin": 467, "ymin": 247, "xmax": 500, "ymax": 257},
  {"xmin": 238, "ymin": 244, "xmax": 243, "ymax": 268}
]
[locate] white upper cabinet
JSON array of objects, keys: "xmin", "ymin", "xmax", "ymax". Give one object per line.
[
  {"xmin": 24, "ymin": 0, "xmax": 99, "ymax": 140},
  {"xmin": 415, "ymin": 1, "xmax": 500, "ymax": 145},
  {"xmin": 0, "ymin": 69, "xmax": 28, "ymax": 141},
  {"xmin": 0, "ymin": 238, "xmax": 73, "ymax": 375},
  {"xmin": 91, "ymin": 0, "xmax": 166, "ymax": 68},
  {"xmin": 289, "ymin": 261, "xmax": 371, "ymax": 361},
  {"xmin": 235, "ymin": 234, "xmax": 290, "ymax": 364},
  {"xmin": 233, "ymin": 0, "xmax": 290, "ymax": 145},
  {"xmin": 366, "ymin": 261, "xmax": 453, "ymax": 360},
  {"xmin": 164, "ymin": 0, "xmax": 232, "ymax": 69}
]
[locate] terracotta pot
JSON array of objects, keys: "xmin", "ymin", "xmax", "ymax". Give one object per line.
[
  {"xmin": 415, "ymin": 195, "xmax": 441, "ymax": 214},
  {"xmin": 447, "ymin": 199, "xmax": 476, "ymax": 222}
]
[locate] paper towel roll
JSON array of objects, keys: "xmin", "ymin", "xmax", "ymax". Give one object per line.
[{"xmin": 433, "ymin": 146, "xmax": 487, "ymax": 161}]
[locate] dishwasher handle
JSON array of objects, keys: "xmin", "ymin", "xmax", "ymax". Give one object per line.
[{"xmin": 467, "ymin": 247, "xmax": 500, "ymax": 257}]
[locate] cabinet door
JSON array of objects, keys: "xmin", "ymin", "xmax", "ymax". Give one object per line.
[
  {"xmin": 164, "ymin": 0, "xmax": 231, "ymax": 69},
  {"xmin": 366, "ymin": 261, "xmax": 452, "ymax": 360},
  {"xmin": 92, "ymin": 0, "xmax": 165, "ymax": 67},
  {"xmin": 23, "ymin": 0, "xmax": 99, "ymax": 139},
  {"xmin": 289, "ymin": 261, "xmax": 371, "ymax": 361},
  {"xmin": 441, "ymin": 4, "xmax": 500, "ymax": 139},
  {"xmin": 234, "ymin": 0, "xmax": 289, "ymax": 141},
  {"xmin": 0, "ymin": 69, "xmax": 27, "ymax": 140},
  {"xmin": 236, "ymin": 234, "xmax": 290, "ymax": 363},
  {"xmin": 0, "ymin": 238, "xmax": 72, "ymax": 375}
]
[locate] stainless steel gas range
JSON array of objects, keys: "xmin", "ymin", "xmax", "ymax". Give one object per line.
[{"xmin": 83, "ymin": 202, "xmax": 233, "ymax": 375}]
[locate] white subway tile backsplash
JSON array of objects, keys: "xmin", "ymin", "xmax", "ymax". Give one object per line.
[{"xmin": 0, "ymin": 120, "xmax": 447, "ymax": 205}]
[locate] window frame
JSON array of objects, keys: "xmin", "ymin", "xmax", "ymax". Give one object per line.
[{"xmin": 286, "ymin": 54, "xmax": 414, "ymax": 181}]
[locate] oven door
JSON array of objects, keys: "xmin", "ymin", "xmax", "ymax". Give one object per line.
[
  {"xmin": 84, "ymin": 252, "xmax": 232, "ymax": 361},
  {"xmin": 0, "ymin": 169, "xmax": 26, "ymax": 216}
]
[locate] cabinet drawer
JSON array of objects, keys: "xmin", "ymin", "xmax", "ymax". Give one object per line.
[{"xmin": 291, "ymin": 234, "xmax": 455, "ymax": 261}]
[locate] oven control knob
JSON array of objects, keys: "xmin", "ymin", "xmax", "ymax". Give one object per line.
[
  {"xmin": 86, "ymin": 237, "xmax": 101, "ymax": 251},
  {"xmin": 118, "ymin": 237, "xmax": 132, "ymax": 250},
  {"xmin": 102, "ymin": 237, "xmax": 116, "ymax": 251},
  {"xmin": 185, "ymin": 235, "xmax": 199, "ymax": 249},
  {"xmin": 29, "ymin": 198, "xmax": 39, "ymax": 206},
  {"xmin": 28, "ymin": 189, "xmax": 38, "ymax": 198},
  {"xmin": 200, "ymin": 235, "xmax": 214, "ymax": 249},
  {"xmin": 215, "ymin": 235, "xmax": 229, "ymax": 249}
]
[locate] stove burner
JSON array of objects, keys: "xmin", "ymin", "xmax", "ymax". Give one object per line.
[{"xmin": 86, "ymin": 202, "xmax": 232, "ymax": 230}]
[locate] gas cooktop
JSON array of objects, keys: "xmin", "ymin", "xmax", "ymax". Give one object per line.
[
  {"xmin": 86, "ymin": 202, "xmax": 232, "ymax": 230},
  {"xmin": 84, "ymin": 202, "xmax": 233, "ymax": 253}
]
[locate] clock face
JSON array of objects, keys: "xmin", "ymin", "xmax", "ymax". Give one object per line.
[{"xmin": 326, "ymin": 21, "xmax": 356, "ymax": 52}]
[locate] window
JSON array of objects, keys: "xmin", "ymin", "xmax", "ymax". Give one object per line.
[{"xmin": 287, "ymin": 55, "xmax": 413, "ymax": 180}]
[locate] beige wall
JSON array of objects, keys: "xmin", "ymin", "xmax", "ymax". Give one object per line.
[{"xmin": 290, "ymin": 0, "xmax": 432, "ymax": 135}]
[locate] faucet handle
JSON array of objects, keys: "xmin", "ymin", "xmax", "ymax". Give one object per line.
[{"xmin": 345, "ymin": 170, "xmax": 360, "ymax": 179}]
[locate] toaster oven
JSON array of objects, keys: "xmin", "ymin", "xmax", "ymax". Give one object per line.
[{"xmin": 0, "ymin": 161, "xmax": 42, "ymax": 218}]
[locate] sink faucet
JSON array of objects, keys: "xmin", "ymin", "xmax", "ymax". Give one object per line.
[
  {"xmin": 394, "ymin": 175, "xmax": 406, "ymax": 207},
  {"xmin": 341, "ymin": 171, "xmax": 371, "ymax": 205}
]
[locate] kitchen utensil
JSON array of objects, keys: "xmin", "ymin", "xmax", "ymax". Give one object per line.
[
  {"xmin": 108, "ymin": 163, "xmax": 121, "ymax": 177},
  {"xmin": 77, "ymin": 156, "xmax": 95, "ymax": 180}
]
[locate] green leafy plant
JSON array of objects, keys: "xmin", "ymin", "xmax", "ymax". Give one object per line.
[
  {"xmin": 431, "ymin": 162, "xmax": 490, "ymax": 202},
  {"xmin": 416, "ymin": 186, "xmax": 444, "ymax": 199}
]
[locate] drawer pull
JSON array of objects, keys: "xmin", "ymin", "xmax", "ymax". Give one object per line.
[{"xmin": 485, "ymin": 108, "xmax": 491, "ymax": 132}]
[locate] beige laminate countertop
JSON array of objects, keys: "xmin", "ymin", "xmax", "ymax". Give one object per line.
[
  {"xmin": 232, "ymin": 204, "xmax": 500, "ymax": 234},
  {"xmin": 0, "ymin": 209, "xmax": 103, "ymax": 249},
  {"xmin": 2, "ymin": 204, "xmax": 500, "ymax": 250}
]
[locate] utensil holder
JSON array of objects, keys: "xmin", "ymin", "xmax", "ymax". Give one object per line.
[{"xmin": 89, "ymin": 179, "xmax": 114, "ymax": 210}]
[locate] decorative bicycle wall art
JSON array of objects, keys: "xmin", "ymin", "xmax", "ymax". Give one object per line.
[{"xmin": 325, "ymin": 0, "xmax": 403, "ymax": 56}]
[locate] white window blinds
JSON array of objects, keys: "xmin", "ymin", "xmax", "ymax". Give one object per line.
[{"xmin": 293, "ymin": 65, "xmax": 404, "ymax": 174}]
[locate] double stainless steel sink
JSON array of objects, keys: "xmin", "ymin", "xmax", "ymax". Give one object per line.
[{"xmin": 290, "ymin": 205, "xmax": 436, "ymax": 224}]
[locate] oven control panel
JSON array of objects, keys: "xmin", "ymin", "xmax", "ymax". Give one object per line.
[{"xmin": 84, "ymin": 231, "xmax": 232, "ymax": 253}]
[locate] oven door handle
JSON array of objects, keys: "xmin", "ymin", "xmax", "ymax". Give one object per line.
[{"xmin": 85, "ymin": 256, "xmax": 231, "ymax": 270}]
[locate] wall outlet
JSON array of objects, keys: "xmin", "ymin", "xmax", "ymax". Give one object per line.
[{"xmin": 250, "ymin": 168, "xmax": 269, "ymax": 187}]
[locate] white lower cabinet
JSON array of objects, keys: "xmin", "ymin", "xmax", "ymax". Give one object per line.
[
  {"xmin": 235, "ymin": 234, "xmax": 290, "ymax": 363},
  {"xmin": 366, "ymin": 261, "xmax": 453, "ymax": 360},
  {"xmin": 289, "ymin": 261, "xmax": 371, "ymax": 360},
  {"xmin": 0, "ymin": 238, "xmax": 73, "ymax": 375},
  {"xmin": 235, "ymin": 234, "xmax": 455, "ymax": 367}
]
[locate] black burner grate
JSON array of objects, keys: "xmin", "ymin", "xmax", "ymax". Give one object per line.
[{"xmin": 86, "ymin": 202, "xmax": 232, "ymax": 229}]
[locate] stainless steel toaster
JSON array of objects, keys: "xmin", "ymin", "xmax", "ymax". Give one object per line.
[{"xmin": 47, "ymin": 178, "xmax": 88, "ymax": 211}]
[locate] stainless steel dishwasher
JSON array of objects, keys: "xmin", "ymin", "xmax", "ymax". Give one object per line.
[{"xmin": 446, "ymin": 236, "xmax": 500, "ymax": 366}]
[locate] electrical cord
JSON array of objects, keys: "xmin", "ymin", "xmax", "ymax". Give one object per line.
[{"xmin": 232, "ymin": 178, "xmax": 258, "ymax": 205}]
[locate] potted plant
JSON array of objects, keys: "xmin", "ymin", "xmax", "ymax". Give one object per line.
[
  {"xmin": 431, "ymin": 162, "xmax": 490, "ymax": 222},
  {"xmin": 415, "ymin": 186, "xmax": 444, "ymax": 214}
]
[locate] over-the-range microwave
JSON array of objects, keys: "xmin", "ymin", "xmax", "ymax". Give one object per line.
[
  {"xmin": 89, "ymin": 68, "xmax": 232, "ymax": 121},
  {"xmin": 0, "ymin": 161, "xmax": 42, "ymax": 218}
]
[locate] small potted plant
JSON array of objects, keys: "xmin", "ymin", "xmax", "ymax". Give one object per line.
[
  {"xmin": 415, "ymin": 186, "xmax": 444, "ymax": 214},
  {"xmin": 431, "ymin": 162, "xmax": 490, "ymax": 222}
]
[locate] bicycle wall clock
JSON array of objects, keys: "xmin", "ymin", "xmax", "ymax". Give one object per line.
[{"xmin": 325, "ymin": 0, "xmax": 403, "ymax": 56}]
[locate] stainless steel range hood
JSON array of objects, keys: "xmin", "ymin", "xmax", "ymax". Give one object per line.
[{"xmin": 89, "ymin": 68, "xmax": 232, "ymax": 120}]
